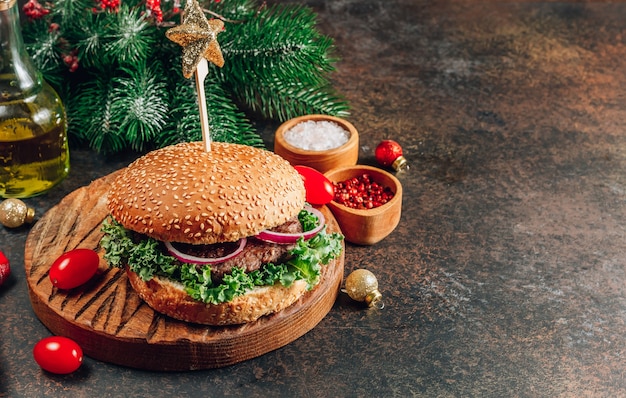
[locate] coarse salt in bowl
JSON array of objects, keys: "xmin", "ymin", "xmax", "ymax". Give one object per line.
[
  {"xmin": 274, "ymin": 115, "xmax": 359, "ymax": 173},
  {"xmin": 283, "ymin": 120, "xmax": 350, "ymax": 151}
]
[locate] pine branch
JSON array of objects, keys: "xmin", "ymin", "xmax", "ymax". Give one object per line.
[
  {"xmin": 220, "ymin": 3, "xmax": 348, "ymax": 120},
  {"xmin": 21, "ymin": 0, "xmax": 350, "ymax": 154},
  {"xmin": 65, "ymin": 12, "xmax": 113, "ymax": 68},
  {"xmin": 156, "ymin": 62, "xmax": 199, "ymax": 145},
  {"xmin": 159, "ymin": 62, "xmax": 261, "ymax": 148},
  {"xmin": 22, "ymin": 20, "xmax": 66, "ymax": 86},
  {"xmin": 205, "ymin": 0, "xmax": 257, "ymax": 21},
  {"xmin": 222, "ymin": 4, "xmax": 334, "ymax": 84},
  {"xmin": 67, "ymin": 72, "xmax": 124, "ymax": 154},
  {"xmin": 50, "ymin": 0, "xmax": 93, "ymax": 25},
  {"xmin": 232, "ymin": 77, "xmax": 349, "ymax": 121},
  {"xmin": 104, "ymin": 6, "xmax": 158, "ymax": 66},
  {"xmin": 111, "ymin": 63, "xmax": 170, "ymax": 151},
  {"xmin": 204, "ymin": 82, "xmax": 263, "ymax": 147}
]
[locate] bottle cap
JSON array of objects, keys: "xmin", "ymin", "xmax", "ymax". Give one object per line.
[{"xmin": 0, "ymin": 0, "xmax": 16, "ymax": 11}]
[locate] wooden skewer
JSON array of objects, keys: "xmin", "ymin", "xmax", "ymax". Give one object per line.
[{"xmin": 194, "ymin": 58, "xmax": 211, "ymax": 152}]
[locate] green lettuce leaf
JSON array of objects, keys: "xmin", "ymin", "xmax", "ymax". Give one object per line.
[
  {"xmin": 298, "ymin": 207, "xmax": 319, "ymax": 232},
  {"xmin": 100, "ymin": 216, "xmax": 343, "ymax": 304}
]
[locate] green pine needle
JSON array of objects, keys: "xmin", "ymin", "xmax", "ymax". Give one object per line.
[
  {"xmin": 68, "ymin": 73, "xmax": 125, "ymax": 154},
  {"xmin": 105, "ymin": 6, "xmax": 157, "ymax": 66},
  {"xmin": 23, "ymin": 21, "xmax": 65, "ymax": 86},
  {"xmin": 50, "ymin": 0, "xmax": 92, "ymax": 25},
  {"xmin": 67, "ymin": 13, "xmax": 111, "ymax": 68},
  {"xmin": 160, "ymin": 63, "xmax": 262, "ymax": 148},
  {"xmin": 112, "ymin": 64, "xmax": 170, "ymax": 151},
  {"xmin": 219, "ymin": 4, "xmax": 348, "ymax": 120}
]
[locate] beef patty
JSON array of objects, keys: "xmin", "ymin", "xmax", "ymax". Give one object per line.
[{"xmin": 167, "ymin": 217, "xmax": 303, "ymax": 284}]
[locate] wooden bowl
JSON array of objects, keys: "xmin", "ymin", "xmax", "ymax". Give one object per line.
[
  {"xmin": 324, "ymin": 165, "xmax": 402, "ymax": 245},
  {"xmin": 274, "ymin": 114, "xmax": 359, "ymax": 173}
]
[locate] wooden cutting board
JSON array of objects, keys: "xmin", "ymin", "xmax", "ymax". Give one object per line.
[{"xmin": 24, "ymin": 171, "xmax": 345, "ymax": 371}]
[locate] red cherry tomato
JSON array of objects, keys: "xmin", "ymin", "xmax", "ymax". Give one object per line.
[
  {"xmin": 33, "ymin": 336, "xmax": 83, "ymax": 374},
  {"xmin": 294, "ymin": 165, "xmax": 335, "ymax": 205},
  {"xmin": 49, "ymin": 248, "xmax": 99, "ymax": 290}
]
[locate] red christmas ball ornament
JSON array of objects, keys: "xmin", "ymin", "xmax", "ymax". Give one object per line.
[
  {"xmin": 375, "ymin": 140, "xmax": 408, "ymax": 171},
  {"xmin": 0, "ymin": 250, "xmax": 10, "ymax": 287}
]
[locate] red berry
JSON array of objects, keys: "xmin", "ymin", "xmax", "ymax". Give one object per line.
[{"xmin": 22, "ymin": 0, "xmax": 50, "ymax": 20}]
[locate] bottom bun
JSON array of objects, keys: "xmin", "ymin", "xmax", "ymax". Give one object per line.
[{"xmin": 126, "ymin": 268, "xmax": 309, "ymax": 326}]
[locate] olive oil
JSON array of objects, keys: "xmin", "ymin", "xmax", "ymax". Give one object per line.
[
  {"xmin": 0, "ymin": 0, "xmax": 70, "ymax": 198},
  {"xmin": 0, "ymin": 117, "xmax": 69, "ymax": 198}
]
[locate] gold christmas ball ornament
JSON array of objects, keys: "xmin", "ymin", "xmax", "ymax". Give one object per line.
[
  {"xmin": 0, "ymin": 198, "xmax": 35, "ymax": 228},
  {"xmin": 344, "ymin": 269, "xmax": 384, "ymax": 309}
]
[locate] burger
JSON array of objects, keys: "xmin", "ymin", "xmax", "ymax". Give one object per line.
[{"xmin": 100, "ymin": 142, "xmax": 343, "ymax": 325}]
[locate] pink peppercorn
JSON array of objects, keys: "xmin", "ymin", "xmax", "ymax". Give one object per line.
[{"xmin": 333, "ymin": 173, "xmax": 394, "ymax": 210}]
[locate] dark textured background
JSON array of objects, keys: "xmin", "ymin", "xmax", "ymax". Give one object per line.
[{"xmin": 2, "ymin": 0, "xmax": 626, "ymax": 396}]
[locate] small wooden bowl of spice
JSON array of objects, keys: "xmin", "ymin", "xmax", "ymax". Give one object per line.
[
  {"xmin": 274, "ymin": 114, "xmax": 359, "ymax": 173},
  {"xmin": 324, "ymin": 165, "xmax": 402, "ymax": 245}
]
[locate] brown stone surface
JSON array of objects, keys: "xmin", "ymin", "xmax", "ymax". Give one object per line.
[{"xmin": 2, "ymin": 0, "xmax": 626, "ymax": 396}]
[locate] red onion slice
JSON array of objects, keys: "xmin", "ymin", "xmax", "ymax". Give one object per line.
[
  {"xmin": 256, "ymin": 206, "xmax": 325, "ymax": 244},
  {"xmin": 164, "ymin": 238, "xmax": 247, "ymax": 265}
]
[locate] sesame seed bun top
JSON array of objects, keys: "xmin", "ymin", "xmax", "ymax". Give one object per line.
[{"xmin": 107, "ymin": 142, "xmax": 306, "ymax": 245}]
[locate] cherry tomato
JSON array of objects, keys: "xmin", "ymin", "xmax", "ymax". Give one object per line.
[
  {"xmin": 49, "ymin": 248, "xmax": 99, "ymax": 290},
  {"xmin": 33, "ymin": 336, "xmax": 83, "ymax": 374},
  {"xmin": 294, "ymin": 165, "xmax": 335, "ymax": 205}
]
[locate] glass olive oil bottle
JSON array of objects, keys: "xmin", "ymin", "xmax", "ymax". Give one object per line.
[{"xmin": 0, "ymin": 0, "xmax": 69, "ymax": 198}]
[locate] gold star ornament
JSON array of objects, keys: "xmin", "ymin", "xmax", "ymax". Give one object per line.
[{"xmin": 166, "ymin": 0, "xmax": 225, "ymax": 78}]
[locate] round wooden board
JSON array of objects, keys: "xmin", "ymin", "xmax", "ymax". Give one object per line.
[{"xmin": 24, "ymin": 171, "xmax": 345, "ymax": 371}]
